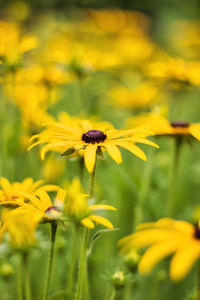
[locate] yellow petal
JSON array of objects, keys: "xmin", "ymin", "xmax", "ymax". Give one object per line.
[
  {"xmin": 90, "ymin": 215, "xmax": 113, "ymax": 229},
  {"xmin": 190, "ymin": 124, "xmax": 200, "ymax": 141},
  {"xmin": 170, "ymin": 242, "xmax": 200, "ymax": 281},
  {"xmin": 104, "ymin": 143, "xmax": 122, "ymax": 164},
  {"xmin": 126, "ymin": 138, "xmax": 159, "ymax": 148},
  {"xmin": 81, "ymin": 217, "xmax": 95, "ymax": 228},
  {"xmin": 118, "ymin": 229, "xmax": 177, "ymax": 251},
  {"xmin": 84, "ymin": 144, "xmax": 98, "ymax": 173},
  {"xmin": 40, "ymin": 142, "xmax": 75, "ymax": 160},
  {"xmin": 139, "ymin": 240, "xmax": 180, "ymax": 274},
  {"xmin": 0, "ymin": 177, "xmax": 11, "ymax": 191},
  {"xmin": 113, "ymin": 141, "xmax": 146, "ymax": 161},
  {"xmin": 38, "ymin": 184, "xmax": 60, "ymax": 192},
  {"xmin": 90, "ymin": 204, "xmax": 117, "ymax": 211}
]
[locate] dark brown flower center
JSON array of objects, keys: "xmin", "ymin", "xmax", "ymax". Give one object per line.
[
  {"xmin": 82, "ymin": 130, "xmax": 107, "ymax": 144},
  {"xmin": 194, "ymin": 224, "xmax": 200, "ymax": 239},
  {"xmin": 170, "ymin": 121, "xmax": 189, "ymax": 128}
]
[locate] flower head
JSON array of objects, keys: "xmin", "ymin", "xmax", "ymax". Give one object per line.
[
  {"xmin": 2, "ymin": 208, "xmax": 40, "ymax": 248},
  {"xmin": 64, "ymin": 178, "xmax": 116, "ymax": 229},
  {"xmin": 119, "ymin": 218, "xmax": 200, "ymax": 281},
  {"xmin": 0, "ymin": 177, "xmax": 59, "ymax": 207},
  {"xmin": 20, "ymin": 188, "xmax": 66, "ymax": 223},
  {"xmin": 128, "ymin": 111, "xmax": 200, "ymax": 141},
  {"xmin": 28, "ymin": 116, "xmax": 158, "ymax": 172}
]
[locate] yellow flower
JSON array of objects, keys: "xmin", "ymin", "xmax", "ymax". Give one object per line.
[
  {"xmin": 28, "ymin": 117, "xmax": 158, "ymax": 172},
  {"xmin": 19, "ymin": 189, "xmax": 66, "ymax": 222},
  {"xmin": 0, "ymin": 21, "xmax": 38, "ymax": 68},
  {"xmin": 64, "ymin": 178, "xmax": 116, "ymax": 229},
  {"xmin": 119, "ymin": 218, "xmax": 200, "ymax": 281},
  {"xmin": 2, "ymin": 208, "xmax": 40, "ymax": 248},
  {"xmin": 0, "ymin": 177, "xmax": 59, "ymax": 206},
  {"xmin": 128, "ymin": 111, "xmax": 200, "ymax": 141},
  {"xmin": 108, "ymin": 82, "xmax": 160, "ymax": 109}
]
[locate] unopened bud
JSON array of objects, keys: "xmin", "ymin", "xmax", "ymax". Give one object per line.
[
  {"xmin": 111, "ymin": 271, "xmax": 126, "ymax": 289},
  {"xmin": 0, "ymin": 263, "xmax": 14, "ymax": 279},
  {"xmin": 124, "ymin": 250, "xmax": 140, "ymax": 273}
]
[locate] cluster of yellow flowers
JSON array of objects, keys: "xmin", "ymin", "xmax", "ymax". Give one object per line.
[{"xmin": 1, "ymin": 4, "xmax": 200, "ymax": 299}]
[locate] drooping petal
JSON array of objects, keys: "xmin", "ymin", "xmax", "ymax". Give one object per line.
[
  {"xmin": 84, "ymin": 144, "xmax": 98, "ymax": 173},
  {"xmin": 138, "ymin": 240, "xmax": 181, "ymax": 274},
  {"xmin": 119, "ymin": 229, "xmax": 177, "ymax": 251},
  {"xmin": 81, "ymin": 217, "xmax": 95, "ymax": 228},
  {"xmin": 170, "ymin": 242, "xmax": 200, "ymax": 281},
  {"xmin": 55, "ymin": 189, "xmax": 66, "ymax": 207},
  {"xmin": 90, "ymin": 204, "xmax": 117, "ymax": 211},
  {"xmin": 104, "ymin": 143, "xmax": 122, "ymax": 164},
  {"xmin": 89, "ymin": 215, "xmax": 113, "ymax": 229},
  {"xmin": 113, "ymin": 141, "xmax": 146, "ymax": 161}
]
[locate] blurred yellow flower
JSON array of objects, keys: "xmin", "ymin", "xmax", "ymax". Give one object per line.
[
  {"xmin": 119, "ymin": 218, "xmax": 200, "ymax": 281},
  {"xmin": 0, "ymin": 177, "xmax": 59, "ymax": 206},
  {"xmin": 28, "ymin": 117, "xmax": 158, "ymax": 172},
  {"xmin": 64, "ymin": 178, "xmax": 116, "ymax": 229},
  {"xmin": 108, "ymin": 82, "xmax": 160, "ymax": 109},
  {"xmin": 2, "ymin": 208, "xmax": 40, "ymax": 247},
  {"xmin": 0, "ymin": 21, "xmax": 38, "ymax": 69},
  {"xmin": 128, "ymin": 111, "xmax": 200, "ymax": 141}
]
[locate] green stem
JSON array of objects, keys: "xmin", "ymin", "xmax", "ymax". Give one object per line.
[
  {"xmin": 122, "ymin": 280, "xmax": 133, "ymax": 300},
  {"xmin": 67, "ymin": 224, "xmax": 78, "ymax": 294},
  {"xmin": 75, "ymin": 160, "xmax": 97, "ymax": 300},
  {"xmin": 196, "ymin": 261, "xmax": 200, "ymax": 300},
  {"xmin": 17, "ymin": 255, "xmax": 23, "ymax": 300},
  {"xmin": 74, "ymin": 227, "xmax": 89, "ymax": 300},
  {"xmin": 167, "ymin": 137, "xmax": 182, "ymax": 217},
  {"xmin": 43, "ymin": 222, "xmax": 57, "ymax": 300},
  {"xmin": 23, "ymin": 252, "xmax": 31, "ymax": 300},
  {"xmin": 133, "ymin": 146, "xmax": 155, "ymax": 229},
  {"xmin": 109, "ymin": 288, "xmax": 116, "ymax": 300}
]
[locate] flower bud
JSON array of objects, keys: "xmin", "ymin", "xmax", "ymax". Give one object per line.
[
  {"xmin": 111, "ymin": 271, "xmax": 126, "ymax": 289},
  {"xmin": 0, "ymin": 263, "xmax": 14, "ymax": 279},
  {"xmin": 124, "ymin": 250, "xmax": 140, "ymax": 273}
]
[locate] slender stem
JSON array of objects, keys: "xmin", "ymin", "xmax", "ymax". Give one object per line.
[
  {"xmin": 43, "ymin": 222, "xmax": 57, "ymax": 300},
  {"xmin": 196, "ymin": 260, "xmax": 200, "ymax": 300},
  {"xmin": 75, "ymin": 159, "xmax": 97, "ymax": 300},
  {"xmin": 17, "ymin": 255, "xmax": 23, "ymax": 300},
  {"xmin": 74, "ymin": 227, "xmax": 89, "ymax": 300},
  {"xmin": 23, "ymin": 252, "xmax": 31, "ymax": 300},
  {"xmin": 133, "ymin": 146, "xmax": 155, "ymax": 229},
  {"xmin": 109, "ymin": 288, "xmax": 116, "ymax": 300},
  {"xmin": 122, "ymin": 280, "xmax": 133, "ymax": 300},
  {"xmin": 167, "ymin": 137, "xmax": 182, "ymax": 216},
  {"xmin": 67, "ymin": 224, "xmax": 78, "ymax": 293}
]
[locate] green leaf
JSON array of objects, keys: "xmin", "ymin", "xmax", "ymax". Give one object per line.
[{"xmin": 61, "ymin": 148, "xmax": 75, "ymax": 156}]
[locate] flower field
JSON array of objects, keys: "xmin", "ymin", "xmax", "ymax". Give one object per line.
[{"xmin": 1, "ymin": 2, "xmax": 200, "ymax": 300}]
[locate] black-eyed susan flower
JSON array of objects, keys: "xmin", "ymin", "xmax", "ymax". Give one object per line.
[
  {"xmin": 119, "ymin": 218, "xmax": 200, "ymax": 281},
  {"xmin": 19, "ymin": 188, "xmax": 66, "ymax": 223},
  {"xmin": 28, "ymin": 117, "xmax": 158, "ymax": 172},
  {"xmin": 128, "ymin": 111, "xmax": 200, "ymax": 141},
  {"xmin": 64, "ymin": 178, "xmax": 116, "ymax": 229},
  {"xmin": 0, "ymin": 177, "xmax": 59, "ymax": 207}
]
